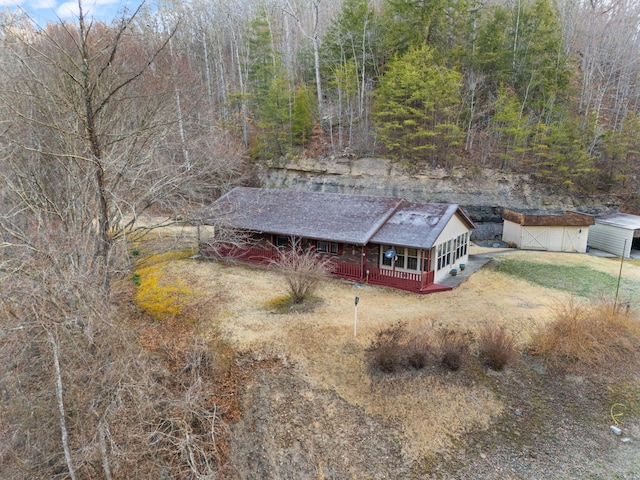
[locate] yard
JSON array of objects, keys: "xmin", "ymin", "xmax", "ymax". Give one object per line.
[{"xmin": 161, "ymin": 243, "xmax": 640, "ymax": 479}]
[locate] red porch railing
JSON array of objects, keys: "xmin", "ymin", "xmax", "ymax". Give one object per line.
[
  {"xmin": 421, "ymin": 269, "xmax": 436, "ymax": 289},
  {"xmin": 368, "ymin": 267, "xmax": 419, "ymax": 291},
  {"xmin": 200, "ymin": 243, "xmax": 439, "ymax": 293},
  {"xmin": 366, "ymin": 267, "xmax": 436, "ymax": 293},
  {"xmin": 329, "ymin": 260, "xmax": 363, "ymax": 279},
  {"xmin": 235, "ymin": 246, "xmax": 277, "ymax": 264},
  {"xmin": 200, "ymin": 244, "xmax": 276, "ymax": 264}
]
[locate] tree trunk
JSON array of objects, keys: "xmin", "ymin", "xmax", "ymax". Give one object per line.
[{"xmin": 48, "ymin": 329, "xmax": 77, "ymax": 480}]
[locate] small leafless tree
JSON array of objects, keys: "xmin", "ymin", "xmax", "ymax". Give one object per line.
[{"xmin": 270, "ymin": 237, "xmax": 331, "ymax": 304}]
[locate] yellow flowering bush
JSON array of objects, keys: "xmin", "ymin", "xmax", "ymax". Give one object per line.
[{"xmin": 133, "ymin": 249, "xmax": 194, "ymax": 320}]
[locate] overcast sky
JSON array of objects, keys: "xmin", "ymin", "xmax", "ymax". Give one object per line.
[{"xmin": 1, "ymin": 0, "xmax": 136, "ymax": 26}]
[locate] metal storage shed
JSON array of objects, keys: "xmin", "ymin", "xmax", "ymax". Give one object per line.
[
  {"xmin": 501, "ymin": 209, "xmax": 594, "ymax": 253},
  {"xmin": 588, "ymin": 213, "xmax": 640, "ymax": 258}
]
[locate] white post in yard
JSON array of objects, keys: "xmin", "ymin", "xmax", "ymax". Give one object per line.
[{"xmin": 354, "ymin": 296, "xmax": 359, "ymax": 337}]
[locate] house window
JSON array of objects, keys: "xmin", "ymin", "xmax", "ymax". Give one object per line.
[
  {"xmin": 316, "ymin": 240, "xmax": 340, "ymax": 255},
  {"xmin": 379, "ymin": 246, "xmax": 422, "ymax": 271},
  {"xmin": 275, "ymin": 235, "xmax": 288, "ymax": 248},
  {"xmin": 381, "ymin": 245, "xmax": 394, "ymax": 266},
  {"xmin": 454, "ymin": 232, "xmax": 468, "ymax": 260},
  {"xmin": 435, "ymin": 233, "xmax": 468, "ymax": 270},
  {"xmin": 407, "ymin": 248, "xmax": 418, "ymax": 270},
  {"xmin": 317, "ymin": 240, "xmax": 328, "ymax": 253},
  {"xmin": 436, "ymin": 240, "xmax": 452, "ymax": 270},
  {"xmin": 422, "ymin": 251, "xmax": 431, "ymax": 271}
]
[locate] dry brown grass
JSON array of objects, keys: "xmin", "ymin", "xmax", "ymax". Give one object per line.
[
  {"xmin": 174, "ymin": 257, "xmax": 537, "ymax": 459},
  {"xmin": 438, "ymin": 328, "xmax": 474, "ymax": 371},
  {"xmin": 365, "ymin": 321, "xmax": 410, "ymax": 373},
  {"xmin": 172, "ymin": 246, "xmax": 640, "ymax": 462},
  {"xmin": 530, "ymin": 299, "xmax": 640, "ymax": 373},
  {"xmin": 478, "ymin": 323, "xmax": 520, "ymax": 371}
]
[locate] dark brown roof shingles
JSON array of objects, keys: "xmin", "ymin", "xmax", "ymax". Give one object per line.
[
  {"xmin": 503, "ymin": 209, "xmax": 595, "ymax": 227},
  {"xmin": 200, "ymin": 187, "xmax": 475, "ymax": 248}
]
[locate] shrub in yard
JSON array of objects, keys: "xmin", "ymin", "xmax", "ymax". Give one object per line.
[
  {"xmin": 133, "ymin": 252, "xmax": 193, "ymax": 320},
  {"xmin": 182, "ymin": 338, "xmax": 216, "ymax": 377},
  {"xmin": 405, "ymin": 335, "xmax": 434, "ymax": 370},
  {"xmin": 269, "ymin": 238, "xmax": 330, "ymax": 304},
  {"xmin": 478, "ymin": 324, "xmax": 519, "ymax": 371},
  {"xmin": 438, "ymin": 329, "xmax": 473, "ymax": 371},
  {"xmin": 366, "ymin": 321, "xmax": 409, "ymax": 373},
  {"xmin": 530, "ymin": 299, "xmax": 640, "ymax": 374}
]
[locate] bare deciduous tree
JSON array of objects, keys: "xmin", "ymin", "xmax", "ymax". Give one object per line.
[
  {"xmin": 0, "ymin": 2, "xmax": 244, "ymax": 477},
  {"xmin": 270, "ymin": 236, "xmax": 331, "ymax": 304}
]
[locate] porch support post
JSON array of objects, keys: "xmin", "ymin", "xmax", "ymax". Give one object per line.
[
  {"xmin": 420, "ymin": 250, "xmax": 426, "ymax": 290},
  {"xmin": 361, "ymin": 245, "xmax": 366, "ymax": 280}
]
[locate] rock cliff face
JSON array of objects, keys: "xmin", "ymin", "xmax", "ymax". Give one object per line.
[{"xmin": 259, "ymin": 157, "xmax": 621, "ymax": 240}]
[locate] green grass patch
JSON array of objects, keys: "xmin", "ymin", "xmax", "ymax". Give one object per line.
[{"xmin": 495, "ymin": 258, "xmax": 640, "ymax": 305}]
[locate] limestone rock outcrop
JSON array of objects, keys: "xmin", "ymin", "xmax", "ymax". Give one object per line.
[{"xmin": 259, "ymin": 157, "xmax": 620, "ymax": 240}]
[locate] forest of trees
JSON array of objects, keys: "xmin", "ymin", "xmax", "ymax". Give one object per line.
[
  {"xmin": 0, "ymin": 0, "xmax": 639, "ymax": 477},
  {"xmin": 3, "ymin": 0, "xmax": 638, "ymax": 192}
]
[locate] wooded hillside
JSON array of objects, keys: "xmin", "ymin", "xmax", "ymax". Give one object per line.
[
  {"xmin": 2, "ymin": 0, "xmax": 640, "ymax": 194},
  {"xmin": 4, "ymin": 0, "xmax": 639, "ymax": 196},
  {"xmin": 1, "ymin": 1, "xmax": 639, "ymax": 478}
]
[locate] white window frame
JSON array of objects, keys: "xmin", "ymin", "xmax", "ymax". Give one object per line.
[
  {"xmin": 275, "ymin": 235, "xmax": 288, "ymax": 248},
  {"xmin": 379, "ymin": 246, "xmax": 425, "ymax": 272},
  {"xmin": 454, "ymin": 232, "xmax": 468, "ymax": 260},
  {"xmin": 317, "ymin": 240, "xmax": 329, "ymax": 253},
  {"xmin": 316, "ymin": 240, "xmax": 340, "ymax": 256},
  {"xmin": 436, "ymin": 240, "xmax": 452, "ymax": 271}
]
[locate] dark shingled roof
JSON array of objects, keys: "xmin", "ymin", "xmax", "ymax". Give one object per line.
[
  {"xmin": 503, "ymin": 209, "xmax": 595, "ymax": 227},
  {"xmin": 371, "ymin": 203, "xmax": 471, "ymax": 249},
  {"xmin": 201, "ymin": 187, "xmax": 402, "ymax": 245},
  {"xmin": 200, "ymin": 187, "xmax": 475, "ymax": 248}
]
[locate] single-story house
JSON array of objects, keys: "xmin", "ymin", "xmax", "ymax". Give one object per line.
[
  {"xmin": 197, "ymin": 187, "xmax": 476, "ymax": 294},
  {"xmin": 501, "ymin": 209, "xmax": 594, "ymax": 253},
  {"xmin": 587, "ymin": 212, "xmax": 640, "ymax": 258}
]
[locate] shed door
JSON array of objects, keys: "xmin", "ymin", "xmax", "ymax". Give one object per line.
[
  {"xmin": 562, "ymin": 228, "xmax": 579, "ymax": 252},
  {"xmin": 521, "ymin": 227, "xmax": 550, "ymax": 250}
]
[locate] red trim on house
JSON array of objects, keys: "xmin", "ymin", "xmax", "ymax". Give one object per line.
[{"xmin": 199, "ymin": 242, "xmax": 449, "ymax": 294}]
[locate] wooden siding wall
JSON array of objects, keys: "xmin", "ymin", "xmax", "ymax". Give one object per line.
[
  {"xmin": 503, "ymin": 221, "xmax": 589, "ymax": 252},
  {"xmin": 364, "ymin": 244, "xmax": 380, "ymax": 271},
  {"xmin": 432, "ymin": 214, "xmax": 471, "ymax": 284},
  {"xmin": 340, "ymin": 244, "xmax": 364, "ymax": 265},
  {"xmin": 199, "ymin": 241, "xmax": 439, "ymax": 294},
  {"xmin": 502, "ymin": 220, "xmax": 521, "ymax": 247}
]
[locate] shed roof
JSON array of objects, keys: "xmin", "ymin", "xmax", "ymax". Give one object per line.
[
  {"xmin": 199, "ymin": 187, "xmax": 475, "ymax": 248},
  {"xmin": 503, "ymin": 209, "xmax": 594, "ymax": 227},
  {"xmin": 595, "ymin": 212, "xmax": 640, "ymax": 230}
]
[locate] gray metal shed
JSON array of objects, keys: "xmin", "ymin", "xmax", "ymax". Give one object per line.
[{"xmin": 588, "ymin": 213, "xmax": 640, "ymax": 258}]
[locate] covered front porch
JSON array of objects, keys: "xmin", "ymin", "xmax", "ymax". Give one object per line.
[{"xmin": 199, "ymin": 243, "xmax": 451, "ymax": 294}]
